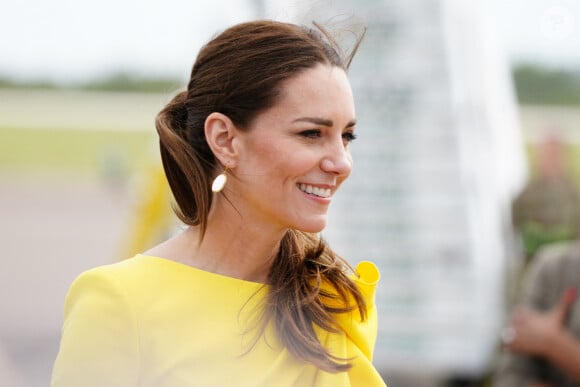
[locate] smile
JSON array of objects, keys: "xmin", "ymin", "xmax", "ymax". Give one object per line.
[{"xmin": 298, "ymin": 183, "xmax": 332, "ymax": 198}]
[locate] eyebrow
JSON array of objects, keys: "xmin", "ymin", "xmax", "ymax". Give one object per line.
[{"xmin": 293, "ymin": 117, "xmax": 356, "ymax": 128}]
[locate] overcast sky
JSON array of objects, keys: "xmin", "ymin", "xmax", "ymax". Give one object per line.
[
  {"xmin": 491, "ymin": 0, "xmax": 580, "ymax": 67},
  {"xmin": 1, "ymin": 0, "xmax": 578, "ymax": 83}
]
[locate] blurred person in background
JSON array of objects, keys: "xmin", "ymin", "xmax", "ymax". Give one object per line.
[
  {"xmin": 493, "ymin": 241, "xmax": 580, "ymax": 387},
  {"xmin": 50, "ymin": 20, "xmax": 386, "ymax": 386},
  {"xmin": 511, "ymin": 134, "xmax": 580, "ymax": 267}
]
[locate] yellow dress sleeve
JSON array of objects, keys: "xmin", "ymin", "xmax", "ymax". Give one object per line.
[{"xmin": 51, "ymin": 268, "xmax": 140, "ymax": 387}]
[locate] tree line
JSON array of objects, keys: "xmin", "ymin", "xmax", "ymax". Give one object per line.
[
  {"xmin": 513, "ymin": 64, "xmax": 580, "ymax": 106},
  {"xmin": 1, "ymin": 64, "xmax": 579, "ymax": 105},
  {"xmin": 0, "ymin": 72, "xmax": 182, "ymax": 94}
]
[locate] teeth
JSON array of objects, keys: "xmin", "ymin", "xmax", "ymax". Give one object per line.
[{"xmin": 299, "ymin": 183, "xmax": 331, "ymax": 198}]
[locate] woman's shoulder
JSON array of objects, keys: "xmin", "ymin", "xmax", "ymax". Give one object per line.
[
  {"xmin": 73, "ymin": 254, "xmax": 164, "ymax": 283},
  {"xmin": 62, "ymin": 255, "xmax": 207, "ymax": 322},
  {"xmin": 67, "ymin": 255, "xmax": 190, "ymax": 300},
  {"xmin": 69, "ymin": 254, "xmax": 266, "ymax": 303}
]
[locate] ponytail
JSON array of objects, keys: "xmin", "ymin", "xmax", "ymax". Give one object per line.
[
  {"xmin": 266, "ymin": 230, "xmax": 367, "ymax": 372},
  {"xmin": 155, "ymin": 91, "xmax": 214, "ymax": 236}
]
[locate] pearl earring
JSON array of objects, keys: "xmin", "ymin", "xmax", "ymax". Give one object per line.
[{"xmin": 211, "ymin": 171, "xmax": 227, "ymax": 193}]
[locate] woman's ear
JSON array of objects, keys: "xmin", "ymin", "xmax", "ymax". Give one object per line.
[{"xmin": 204, "ymin": 112, "xmax": 239, "ymax": 167}]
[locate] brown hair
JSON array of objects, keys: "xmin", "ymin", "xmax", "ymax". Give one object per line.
[{"xmin": 155, "ymin": 20, "xmax": 366, "ymax": 372}]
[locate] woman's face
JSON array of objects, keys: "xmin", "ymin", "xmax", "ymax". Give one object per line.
[{"xmin": 231, "ymin": 63, "xmax": 356, "ymax": 233}]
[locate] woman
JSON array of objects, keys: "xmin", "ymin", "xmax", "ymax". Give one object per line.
[{"xmin": 51, "ymin": 20, "xmax": 386, "ymax": 387}]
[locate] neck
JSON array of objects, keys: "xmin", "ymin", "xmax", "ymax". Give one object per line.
[
  {"xmin": 145, "ymin": 193, "xmax": 290, "ymax": 283},
  {"xmin": 181, "ymin": 198, "xmax": 287, "ymax": 283}
]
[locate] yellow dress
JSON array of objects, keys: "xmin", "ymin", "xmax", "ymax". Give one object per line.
[{"xmin": 51, "ymin": 254, "xmax": 386, "ymax": 387}]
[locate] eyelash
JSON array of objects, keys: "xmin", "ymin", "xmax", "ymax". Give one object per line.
[
  {"xmin": 342, "ymin": 132, "xmax": 357, "ymax": 142},
  {"xmin": 299, "ymin": 129, "xmax": 321, "ymax": 138},
  {"xmin": 298, "ymin": 130, "xmax": 358, "ymax": 143}
]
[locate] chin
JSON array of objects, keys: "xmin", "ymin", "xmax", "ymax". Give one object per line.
[{"xmin": 294, "ymin": 219, "xmax": 327, "ymax": 234}]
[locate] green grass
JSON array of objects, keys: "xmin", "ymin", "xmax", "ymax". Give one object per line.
[{"xmin": 0, "ymin": 127, "xmax": 155, "ymax": 175}]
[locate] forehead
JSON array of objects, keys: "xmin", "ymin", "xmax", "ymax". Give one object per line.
[
  {"xmin": 281, "ymin": 64, "xmax": 352, "ymax": 99},
  {"xmin": 271, "ymin": 64, "xmax": 355, "ymax": 119},
  {"xmin": 242, "ymin": 64, "xmax": 356, "ymax": 134}
]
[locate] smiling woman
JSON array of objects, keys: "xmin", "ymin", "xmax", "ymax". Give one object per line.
[
  {"xmin": 224, "ymin": 64, "xmax": 356, "ymax": 233},
  {"xmin": 51, "ymin": 20, "xmax": 386, "ymax": 387}
]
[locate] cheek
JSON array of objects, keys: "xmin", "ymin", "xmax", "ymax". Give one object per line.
[
  {"xmin": 278, "ymin": 147, "xmax": 319, "ymax": 172},
  {"xmin": 238, "ymin": 140, "xmax": 289, "ymax": 180},
  {"xmin": 238, "ymin": 135, "xmax": 319, "ymax": 180},
  {"xmin": 248, "ymin": 141, "xmax": 285, "ymax": 168}
]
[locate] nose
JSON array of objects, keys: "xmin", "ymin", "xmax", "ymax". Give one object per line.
[{"xmin": 320, "ymin": 141, "xmax": 353, "ymax": 177}]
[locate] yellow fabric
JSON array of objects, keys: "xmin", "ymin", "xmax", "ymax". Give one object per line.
[{"xmin": 51, "ymin": 255, "xmax": 387, "ymax": 387}]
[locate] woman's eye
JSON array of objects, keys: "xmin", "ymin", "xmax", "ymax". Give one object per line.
[
  {"xmin": 299, "ymin": 129, "xmax": 321, "ymax": 138},
  {"xmin": 342, "ymin": 131, "xmax": 357, "ymax": 143}
]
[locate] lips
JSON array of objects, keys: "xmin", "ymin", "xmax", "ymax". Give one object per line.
[{"xmin": 298, "ymin": 183, "xmax": 331, "ymax": 198}]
